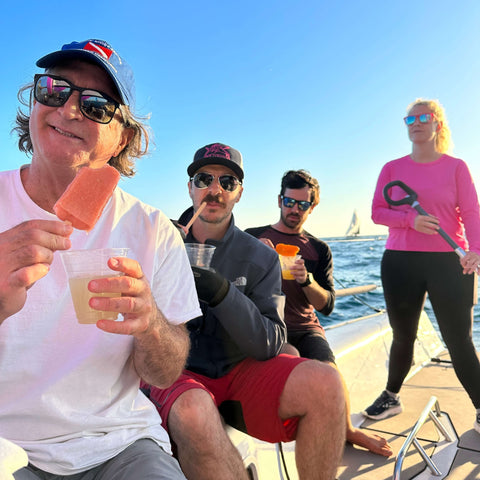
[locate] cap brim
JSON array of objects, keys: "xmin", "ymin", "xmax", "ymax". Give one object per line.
[{"xmin": 36, "ymin": 51, "xmax": 129, "ymax": 105}]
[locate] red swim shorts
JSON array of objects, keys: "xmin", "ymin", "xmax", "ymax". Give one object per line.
[{"xmin": 141, "ymin": 354, "xmax": 307, "ymax": 443}]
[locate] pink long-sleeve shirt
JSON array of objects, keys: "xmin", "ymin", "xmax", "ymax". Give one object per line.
[{"xmin": 372, "ymin": 154, "xmax": 480, "ymax": 254}]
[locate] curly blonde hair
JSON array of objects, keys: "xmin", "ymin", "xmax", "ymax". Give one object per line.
[
  {"xmin": 406, "ymin": 98, "xmax": 453, "ymax": 154},
  {"xmin": 12, "ymin": 82, "xmax": 150, "ymax": 177}
]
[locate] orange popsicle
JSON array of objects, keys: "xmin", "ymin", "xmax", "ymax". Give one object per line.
[
  {"xmin": 54, "ymin": 165, "xmax": 120, "ymax": 231},
  {"xmin": 275, "ymin": 243, "xmax": 300, "ymax": 256}
]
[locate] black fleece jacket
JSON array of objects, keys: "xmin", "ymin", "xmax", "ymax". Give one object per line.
[{"xmin": 178, "ymin": 207, "xmax": 287, "ymax": 378}]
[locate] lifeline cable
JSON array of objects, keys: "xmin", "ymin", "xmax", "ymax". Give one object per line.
[
  {"xmin": 277, "ymin": 442, "xmax": 291, "ymax": 480},
  {"xmin": 333, "ymin": 275, "xmax": 382, "ymax": 313}
]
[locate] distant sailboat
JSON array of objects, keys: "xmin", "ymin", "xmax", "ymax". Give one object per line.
[{"xmin": 345, "ymin": 209, "xmax": 360, "ymax": 237}]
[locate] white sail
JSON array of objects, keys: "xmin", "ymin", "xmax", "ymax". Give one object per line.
[{"xmin": 345, "ymin": 209, "xmax": 360, "ymax": 237}]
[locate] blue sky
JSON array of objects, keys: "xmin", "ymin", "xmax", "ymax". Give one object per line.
[{"xmin": 2, "ymin": 1, "xmax": 480, "ymax": 237}]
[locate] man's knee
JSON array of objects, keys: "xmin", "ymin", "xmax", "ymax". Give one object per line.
[
  {"xmin": 310, "ymin": 361, "xmax": 344, "ymax": 403},
  {"xmin": 169, "ymin": 389, "xmax": 221, "ymax": 439},
  {"xmin": 280, "ymin": 360, "xmax": 344, "ymax": 415}
]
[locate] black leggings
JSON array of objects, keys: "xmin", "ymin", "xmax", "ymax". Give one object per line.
[{"xmin": 382, "ymin": 250, "xmax": 480, "ymax": 408}]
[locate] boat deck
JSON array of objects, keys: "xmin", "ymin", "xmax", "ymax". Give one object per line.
[
  {"xmin": 230, "ymin": 312, "xmax": 480, "ymax": 479},
  {"xmin": 338, "ymin": 350, "xmax": 480, "ymax": 479}
]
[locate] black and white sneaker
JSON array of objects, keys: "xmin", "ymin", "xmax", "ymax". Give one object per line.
[
  {"xmin": 474, "ymin": 412, "xmax": 480, "ymax": 434},
  {"xmin": 362, "ymin": 390, "xmax": 403, "ymax": 420}
]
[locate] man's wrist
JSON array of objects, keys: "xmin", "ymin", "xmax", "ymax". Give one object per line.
[{"xmin": 298, "ymin": 272, "xmax": 313, "ymax": 288}]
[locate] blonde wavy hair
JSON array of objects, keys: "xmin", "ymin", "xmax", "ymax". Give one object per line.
[
  {"xmin": 406, "ymin": 98, "xmax": 453, "ymax": 154},
  {"xmin": 12, "ymin": 81, "xmax": 150, "ymax": 177}
]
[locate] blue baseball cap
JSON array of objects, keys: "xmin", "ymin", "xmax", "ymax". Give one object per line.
[{"xmin": 36, "ymin": 39, "xmax": 135, "ymax": 109}]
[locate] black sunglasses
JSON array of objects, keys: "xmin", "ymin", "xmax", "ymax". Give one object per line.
[
  {"xmin": 281, "ymin": 195, "xmax": 312, "ymax": 211},
  {"xmin": 34, "ymin": 74, "xmax": 120, "ymax": 124},
  {"xmin": 190, "ymin": 172, "xmax": 242, "ymax": 192}
]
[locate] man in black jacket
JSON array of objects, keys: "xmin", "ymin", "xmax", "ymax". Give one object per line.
[{"xmin": 142, "ymin": 144, "xmax": 346, "ymax": 480}]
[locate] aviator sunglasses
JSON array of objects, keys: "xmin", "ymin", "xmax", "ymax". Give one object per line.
[
  {"xmin": 403, "ymin": 113, "xmax": 436, "ymax": 126},
  {"xmin": 190, "ymin": 172, "xmax": 242, "ymax": 192},
  {"xmin": 281, "ymin": 195, "xmax": 312, "ymax": 211},
  {"xmin": 34, "ymin": 74, "xmax": 120, "ymax": 124}
]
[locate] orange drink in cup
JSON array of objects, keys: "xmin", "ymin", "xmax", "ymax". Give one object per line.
[{"xmin": 275, "ymin": 244, "xmax": 301, "ymax": 280}]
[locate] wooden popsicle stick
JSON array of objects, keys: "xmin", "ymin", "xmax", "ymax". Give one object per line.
[{"xmin": 183, "ymin": 202, "xmax": 206, "ymax": 232}]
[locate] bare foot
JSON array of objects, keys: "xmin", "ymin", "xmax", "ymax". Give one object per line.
[{"xmin": 346, "ymin": 428, "xmax": 393, "ymax": 457}]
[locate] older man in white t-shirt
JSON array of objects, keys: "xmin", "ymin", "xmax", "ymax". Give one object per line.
[{"xmin": 0, "ymin": 39, "xmax": 200, "ymax": 480}]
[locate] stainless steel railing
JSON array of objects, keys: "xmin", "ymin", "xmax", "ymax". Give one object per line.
[{"xmin": 393, "ymin": 396, "xmax": 457, "ymax": 480}]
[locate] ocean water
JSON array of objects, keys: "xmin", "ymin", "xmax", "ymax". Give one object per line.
[{"xmin": 319, "ymin": 235, "xmax": 480, "ymax": 350}]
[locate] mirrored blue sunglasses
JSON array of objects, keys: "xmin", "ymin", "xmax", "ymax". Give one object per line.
[{"xmin": 403, "ymin": 113, "xmax": 436, "ymax": 126}]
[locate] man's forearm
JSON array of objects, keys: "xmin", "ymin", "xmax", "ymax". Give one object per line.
[
  {"xmin": 302, "ymin": 282, "xmax": 333, "ymax": 313},
  {"xmin": 134, "ymin": 310, "xmax": 190, "ymax": 388}
]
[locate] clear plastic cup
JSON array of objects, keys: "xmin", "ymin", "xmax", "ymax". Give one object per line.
[
  {"xmin": 60, "ymin": 248, "xmax": 129, "ymax": 324},
  {"xmin": 278, "ymin": 254, "xmax": 301, "ymax": 280},
  {"xmin": 184, "ymin": 243, "xmax": 216, "ymax": 270}
]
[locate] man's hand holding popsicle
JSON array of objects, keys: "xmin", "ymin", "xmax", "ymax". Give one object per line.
[{"xmin": 52, "ymin": 165, "xmax": 165, "ymax": 336}]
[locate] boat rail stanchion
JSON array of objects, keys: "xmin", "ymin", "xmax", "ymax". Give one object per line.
[
  {"xmin": 411, "ymin": 438, "xmax": 441, "ymax": 476},
  {"xmin": 393, "ymin": 396, "xmax": 456, "ymax": 480}
]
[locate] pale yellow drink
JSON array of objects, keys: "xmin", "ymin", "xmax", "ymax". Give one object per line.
[
  {"xmin": 60, "ymin": 248, "xmax": 128, "ymax": 325},
  {"xmin": 69, "ymin": 275, "xmax": 121, "ymax": 324}
]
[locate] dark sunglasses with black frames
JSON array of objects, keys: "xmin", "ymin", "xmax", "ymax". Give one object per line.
[
  {"xmin": 281, "ymin": 195, "xmax": 312, "ymax": 211},
  {"xmin": 34, "ymin": 74, "xmax": 120, "ymax": 124},
  {"xmin": 190, "ymin": 172, "xmax": 242, "ymax": 192}
]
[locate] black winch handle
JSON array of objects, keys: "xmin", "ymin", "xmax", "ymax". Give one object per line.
[
  {"xmin": 383, "ymin": 180, "xmax": 466, "ymax": 258},
  {"xmin": 383, "ymin": 180, "xmax": 418, "ymax": 207}
]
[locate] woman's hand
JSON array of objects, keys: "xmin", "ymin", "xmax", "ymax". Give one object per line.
[
  {"xmin": 460, "ymin": 251, "xmax": 480, "ymax": 275},
  {"xmin": 414, "ymin": 214, "xmax": 440, "ymax": 234}
]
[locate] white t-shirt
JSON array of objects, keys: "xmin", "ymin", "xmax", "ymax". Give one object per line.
[{"xmin": 0, "ymin": 168, "xmax": 201, "ymax": 474}]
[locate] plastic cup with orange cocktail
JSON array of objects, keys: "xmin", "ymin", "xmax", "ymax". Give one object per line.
[{"xmin": 275, "ymin": 243, "xmax": 301, "ymax": 280}]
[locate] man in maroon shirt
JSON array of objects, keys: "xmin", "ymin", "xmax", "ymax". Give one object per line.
[{"xmin": 246, "ymin": 169, "xmax": 393, "ymax": 457}]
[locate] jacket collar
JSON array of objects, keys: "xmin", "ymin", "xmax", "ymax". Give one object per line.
[{"xmin": 178, "ymin": 206, "xmax": 236, "ymax": 246}]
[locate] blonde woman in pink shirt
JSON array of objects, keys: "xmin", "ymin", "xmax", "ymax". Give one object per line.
[{"xmin": 362, "ymin": 99, "xmax": 480, "ymax": 434}]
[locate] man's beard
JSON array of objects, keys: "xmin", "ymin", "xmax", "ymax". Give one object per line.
[
  {"xmin": 281, "ymin": 212, "xmax": 301, "ymax": 228},
  {"xmin": 199, "ymin": 194, "xmax": 231, "ymax": 225}
]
